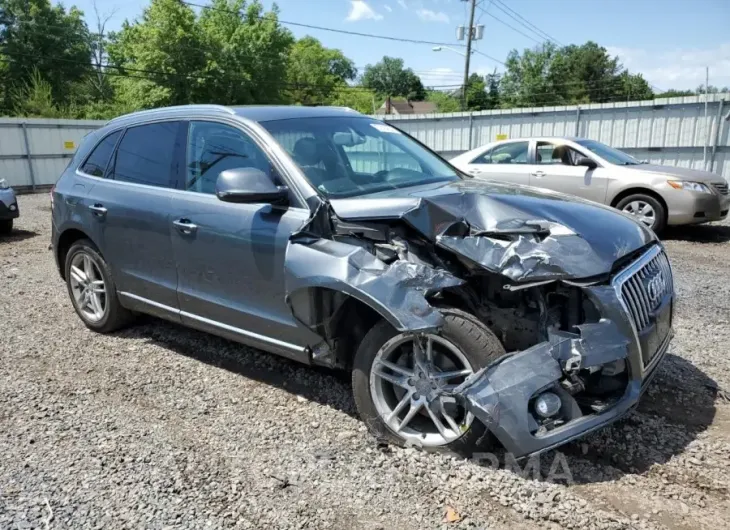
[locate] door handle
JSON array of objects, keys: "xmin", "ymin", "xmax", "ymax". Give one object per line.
[
  {"xmin": 88, "ymin": 204, "xmax": 107, "ymax": 217},
  {"xmin": 531, "ymin": 171, "xmax": 546, "ymax": 178},
  {"xmin": 173, "ymin": 219, "xmax": 198, "ymax": 235}
]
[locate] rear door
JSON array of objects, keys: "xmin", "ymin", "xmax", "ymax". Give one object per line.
[
  {"xmin": 460, "ymin": 140, "xmax": 531, "ymax": 185},
  {"xmin": 528, "ymin": 141, "xmax": 608, "ymax": 202},
  {"xmin": 83, "ymin": 121, "xmax": 186, "ymax": 320},
  {"xmin": 169, "ymin": 120, "xmax": 315, "ymax": 358}
]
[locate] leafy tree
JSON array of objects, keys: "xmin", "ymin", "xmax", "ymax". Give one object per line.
[
  {"xmin": 107, "ymin": 0, "xmax": 207, "ymax": 108},
  {"xmin": 286, "ymin": 36, "xmax": 356, "ymax": 106},
  {"xmin": 426, "ymin": 90, "xmax": 461, "ymax": 112},
  {"xmin": 361, "ymin": 56, "xmax": 425, "ymax": 101},
  {"xmin": 657, "ymin": 88, "xmax": 695, "ymax": 97},
  {"xmin": 616, "ymin": 72, "xmax": 653, "ymax": 101},
  {"xmin": 695, "ymin": 84, "xmax": 730, "ymax": 94},
  {"xmin": 465, "ymin": 73, "xmax": 489, "ymax": 111},
  {"xmin": 485, "ymin": 70, "xmax": 501, "ymax": 109},
  {"xmin": 330, "ymin": 87, "xmax": 382, "ymax": 114},
  {"xmin": 197, "ymin": 0, "xmax": 293, "ymax": 104},
  {"xmin": 0, "ymin": 0, "xmax": 91, "ymax": 112}
]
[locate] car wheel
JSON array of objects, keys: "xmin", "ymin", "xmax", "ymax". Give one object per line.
[
  {"xmin": 0, "ymin": 219, "xmax": 12, "ymax": 234},
  {"xmin": 352, "ymin": 308, "xmax": 505, "ymax": 454},
  {"xmin": 65, "ymin": 239, "xmax": 133, "ymax": 333},
  {"xmin": 616, "ymin": 194, "xmax": 666, "ymax": 233}
]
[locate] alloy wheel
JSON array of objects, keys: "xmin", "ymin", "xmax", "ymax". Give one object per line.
[
  {"xmin": 622, "ymin": 200, "xmax": 656, "ymax": 228},
  {"xmin": 369, "ymin": 333, "xmax": 475, "ymax": 447},
  {"xmin": 69, "ymin": 252, "xmax": 107, "ymax": 323}
]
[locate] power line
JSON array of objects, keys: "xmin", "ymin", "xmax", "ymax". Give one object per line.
[
  {"xmin": 476, "ymin": 4, "xmax": 544, "ymax": 45},
  {"xmin": 490, "ymin": 0, "xmax": 563, "ymax": 46},
  {"xmin": 181, "ymin": 1, "xmax": 470, "ymax": 49}
]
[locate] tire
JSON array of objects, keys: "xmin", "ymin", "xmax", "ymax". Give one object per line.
[
  {"xmin": 352, "ymin": 308, "xmax": 506, "ymax": 455},
  {"xmin": 64, "ymin": 238, "xmax": 133, "ymax": 333},
  {"xmin": 615, "ymin": 193, "xmax": 666, "ymax": 233},
  {"xmin": 0, "ymin": 219, "xmax": 12, "ymax": 234}
]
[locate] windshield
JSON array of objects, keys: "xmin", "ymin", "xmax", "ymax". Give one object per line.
[
  {"xmin": 261, "ymin": 116, "xmax": 461, "ymax": 198},
  {"xmin": 575, "ymin": 139, "xmax": 642, "ymax": 165}
]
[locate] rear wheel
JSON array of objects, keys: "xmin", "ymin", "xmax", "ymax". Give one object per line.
[
  {"xmin": 0, "ymin": 219, "xmax": 12, "ymax": 234},
  {"xmin": 352, "ymin": 308, "xmax": 505, "ymax": 454},
  {"xmin": 65, "ymin": 239, "xmax": 133, "ymax": 333},
  {"xmin": 616, "ymin": 193, "xmax": 666, "ymax": 233}
]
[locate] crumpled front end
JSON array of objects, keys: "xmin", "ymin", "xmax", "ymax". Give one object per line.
[
  {"xmin": 453, "ymin": 246, "xmax": 674, "ymax": 458},
  {"xmin": 283, "ymin": 183, "xmax": 673, "ymax": 457}
]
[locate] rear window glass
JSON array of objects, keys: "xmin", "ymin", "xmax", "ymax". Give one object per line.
[
  {"xmin": 80, "ymin": 131, "xmax": 121, "ymax": 177},
  {"xmin": 110, "ymin": 122, "xmax": 183, "ymax": 188}
]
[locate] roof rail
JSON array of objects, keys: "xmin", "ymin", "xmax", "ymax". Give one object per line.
[{"xmin": 107, "ymin": 104, "xmax": 235, "ymax": 124}]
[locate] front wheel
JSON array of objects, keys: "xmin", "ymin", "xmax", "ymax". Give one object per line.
[
  {"xmin": 616, "ymin": 193, "xmax": 666, "ymax": 233},
  {"xmin": 352, "ymin": 308, "xmax": 505, "ymax": 454}
]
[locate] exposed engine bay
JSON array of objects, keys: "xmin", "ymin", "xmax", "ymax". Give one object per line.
[{"xmin": 284, "ymin": 180, "xmax": 674, "ymax": 457}]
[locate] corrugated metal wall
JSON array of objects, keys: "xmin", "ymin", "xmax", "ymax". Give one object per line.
[
  {"xmin": 1, "ymin": 94, "xmax": 728, "ymax": 190},
  {"xmin": 376, "ymin": 94, "xmax": 730, "ymax": 180},
  {"xmin": 0, "ymin": 118, "xmax": 104, "ymax": 189}
]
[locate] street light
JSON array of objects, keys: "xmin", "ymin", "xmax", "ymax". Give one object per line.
[{"xmin": 431, "ymin": 46, "xmax": 472, "ymax": 57}]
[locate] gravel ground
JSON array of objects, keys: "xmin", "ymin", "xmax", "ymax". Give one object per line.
[{"xmin": 1, "ymin": 193, "xmax": 729, "ymax": 530}]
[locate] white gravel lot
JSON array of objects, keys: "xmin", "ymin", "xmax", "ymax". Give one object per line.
[{"xmin": 1, "ymin": 193, "xmax": 729, "ymax": 529}]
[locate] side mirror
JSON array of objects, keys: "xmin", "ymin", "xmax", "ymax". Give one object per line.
[
  {"xmin": 576, "ymin": 156, "xmax": 597, "ymax": 169},
  {"xmin": 216, "ymin": 167, "xmax": 289, "ymax": 205}
]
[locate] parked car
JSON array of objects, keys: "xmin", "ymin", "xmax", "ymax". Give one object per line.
[
  {"xmin": 51, "ymin": 106, "xmax": 674, "ymax": 458},
  {"xmin": 450, "ymin": 137, "xmax": 729, "ymax": 233},
  {"xmin": 0, "ymin": 179, "xmax": 20, "ymax": 234}
]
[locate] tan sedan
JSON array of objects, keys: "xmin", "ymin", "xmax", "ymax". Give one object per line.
[{"xmin": 450, "ymin": 137, "xmax": 729, "ymax": 232}]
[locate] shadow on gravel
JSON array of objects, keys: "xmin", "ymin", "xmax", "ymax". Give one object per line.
[
  {"xmin": 540, "ymin": 353, "xmax": 720, "ymax": 484},
  {"xmin": 662, "ymin": 223, "xmax": 730, "ymax": 243},
  {"xmin": 0, "ymin": 229, "xmax": 38, "ymax": 244},
  {"xmin": 114, "ymin": 317, "xmax": 359, "ymax": 417}
]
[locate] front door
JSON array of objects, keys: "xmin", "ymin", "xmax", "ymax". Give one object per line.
[
  {"xmin": 528, "ymin": 141, "xmax": 608, "ymax": 203},
  {"xmin": 170, "ymin": 121, "xmax": 315, "ymax": 358},
  {"xmin": 463, "ymin": 140, "xmax": 531, "ymax": 186},
  {"xmin": 83, "ymin": 121, "xmax": 186, "ymax": 320}
]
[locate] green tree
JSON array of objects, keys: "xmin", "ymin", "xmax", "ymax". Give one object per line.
[
  {"xmin": 616, "ymin": 72, "xmax": 653, "ymax": 101},
  {"xmin": 197, "ymin": 0, "xmax": 293, "ymax": 104},
  {"xmin": 361, "ymin": 56, "xmax": 425, "ymax": 101},
  {"xmin": 0, "ymin": 0, "xmax": 91, "ymax": 112},
  {"xmin": 286, "ymin": 36, "xmax": 356, "ymax": 106},
  {"xmin": 485, "ymin": 70, "xmax": 501, "ymax": 109},
  {"xmin": 330, "ymin": 87, "xmax": 382, "ymax": 114},
  {"xmin": 657, "ymin": 88, "xmax": 695, "ymax": 97},
  {"xmin": 426, "ymin": 90, "xmax": 461, "ymax": 112},
  {"xmin": 465, "ymin": 73, "xmax": 489, "ymax": 110}
]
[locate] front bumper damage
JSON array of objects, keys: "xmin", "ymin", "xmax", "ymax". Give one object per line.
[{"xmin": 453, "ymin": 285, "xmax": 673, "ymax": 458}]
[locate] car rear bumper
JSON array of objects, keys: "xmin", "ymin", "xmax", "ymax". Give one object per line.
[
  {"xmin": 0, "ymin": 188, "xmax": 19, "ymax": 220},
  {"xmin": 666, "ymin": 188, "xmax": 730, "ymax": 225}
]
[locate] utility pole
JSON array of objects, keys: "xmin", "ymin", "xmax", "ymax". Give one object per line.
[{"xmin": 462, "ymin": 0, "xmax": 477, "ymax": 111}]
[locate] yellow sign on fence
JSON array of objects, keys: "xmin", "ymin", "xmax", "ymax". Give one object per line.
[
  {"xmin": 495, "ymin": 134, "xmax": 508, "ymax": 141},
  {"xmin": 63, "ymin": 141, "xmax": 75, "ymax": 149}
]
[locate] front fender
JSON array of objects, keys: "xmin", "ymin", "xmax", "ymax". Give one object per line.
[{"xmin": 284, "ymin": 239, "xmax": 464, "ymax": 336}]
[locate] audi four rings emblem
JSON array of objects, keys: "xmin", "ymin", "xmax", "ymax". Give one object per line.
[{"xmin": 646, "ymin": 272, "xmax": 666, "ymax": 304}]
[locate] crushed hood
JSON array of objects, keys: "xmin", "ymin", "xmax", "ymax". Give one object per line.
[{"xmin": 329, "ymin": 179, "xmax": 656, "ymax": 282}]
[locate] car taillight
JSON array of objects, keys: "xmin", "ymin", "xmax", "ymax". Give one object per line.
[{"xmin": 50, "ymin": 185, "xmax": 55, "ymax": 210}]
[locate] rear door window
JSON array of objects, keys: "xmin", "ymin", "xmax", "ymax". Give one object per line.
[
  {"xmin": 79, "ymin": 131, "xmax": 121, "ymax": 177},
  {"xmin": 110, "ymin": 122, "xmax": 184, "ymax": 188},
  {"xmin": 472, "ymin": 141, "xmax": 529, "ymax": 164}
]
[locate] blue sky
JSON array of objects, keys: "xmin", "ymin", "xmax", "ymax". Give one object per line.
[{"xmin": 72, "ymin": 0, "xmax": 730, "ymax": 91}]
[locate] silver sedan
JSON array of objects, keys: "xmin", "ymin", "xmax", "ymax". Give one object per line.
[{"xmin": 450, "ymin": 137, "xmax": 729, "ymax": 232}]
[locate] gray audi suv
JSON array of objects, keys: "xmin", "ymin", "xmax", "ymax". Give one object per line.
[{"xmin": 51, "ymin": 105, "xmax": 674, "ymax": 458}]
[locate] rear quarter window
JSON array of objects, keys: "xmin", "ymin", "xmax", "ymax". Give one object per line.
[{"xmin": 79, "ymin": 131, "xmax": 121, "ymax": 177}]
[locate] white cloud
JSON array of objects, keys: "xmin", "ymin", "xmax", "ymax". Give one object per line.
[
  {"xmin": 397, "ymin": 0, "xmax": 408, "ymax": 9},
  {"xmin": 416, "ymin": 8, "xmax": 450, "ymax": 23},
  {"xmin": 384, "ymin": 4, "xmax": 392, "ymax": 12},
  {"xmin": 607, "ymin": 43, "xmax": 730, "ymax": 90},
  {"xmin": 418, "ymin": 67, "xmax": 460, "ymax": 87},
  {"xmin": 346, "ymin": 0, "xmax": 384, "ymax": 22}
]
